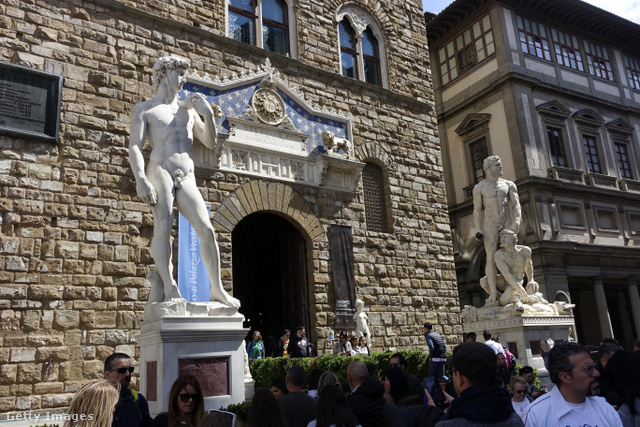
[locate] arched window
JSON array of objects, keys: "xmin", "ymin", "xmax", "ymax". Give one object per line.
[
  {"xmin": 228, "ymin": 0, "xmax": 294, "ymax": 57},
  {"xmin": 362, "ymin": 163, "xmax": 388, "ymax": 233},
  {"xmin": 340, "ymin": 20, "xmax": 357, "ymax": 79},
  {"xmin": 337, "ymin": 6, "xmax": 387, "ymax": 88},
  {"xmin": 362, "ymin": 28, "xmax": 380, "ymax": 86}
]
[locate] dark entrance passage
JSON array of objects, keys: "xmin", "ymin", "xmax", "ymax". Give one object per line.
[{"xmin": 232, "ymin": 212, "xmax": 310, "ymax": 349}]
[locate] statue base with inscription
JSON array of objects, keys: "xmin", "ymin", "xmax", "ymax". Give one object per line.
[
  {"xmin": 134, "ymin": 300, "xmax": 253, "ymax": 416},
  {"xmin": 461, "ymin": 300, "xmax": 576, "ymax": 379}
]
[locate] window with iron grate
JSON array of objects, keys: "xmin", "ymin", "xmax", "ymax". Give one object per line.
[{"xmin": 362, "ymin": 163, "xmax": 388, "ymax": 233}]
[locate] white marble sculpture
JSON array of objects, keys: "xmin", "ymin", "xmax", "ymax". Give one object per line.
[
  {"xmin": 480, "ymin": 229, "xmax": 537, "ymax": 306},
  {"xmin": 353, "ymin": 299, "xmax": 371, "ymax": 342},
  {"xmin": 473, "ymin": 155, "xmax": 521, "ymax": 306},
  {"xmin": 129, "ymin": 55, "xmax": 239, "ymax": 308},
  {"xmin": 322, "ymin": 130, "xmax": 353, "ymax": 158}
]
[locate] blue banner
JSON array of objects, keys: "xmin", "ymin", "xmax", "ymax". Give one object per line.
[{"xmin": 177, "ymin": 210, "xmax": 210, "ymax": 302}]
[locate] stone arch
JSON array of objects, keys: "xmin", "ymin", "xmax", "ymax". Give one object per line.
[
  {"xmin": 212, "ymin": 180, "xmax": 324, "ymax": 242},
  {"xmin": 355, "ymin": 139, "xmax": 392, "ymax": 168}
]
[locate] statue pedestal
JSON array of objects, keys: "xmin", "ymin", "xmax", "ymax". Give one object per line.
[
  {"xmin": 134, "ymin": 301, "xmax": 251, "ymax": 416},
  {"xmin": 462, "ymin": 307, "xmax": 575, "ymax": 380}
]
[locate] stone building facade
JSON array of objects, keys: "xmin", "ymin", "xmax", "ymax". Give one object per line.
[
  {"xmin": 427, "ymin": 0, "xmax": 640, "ymax": 351},
  {"xmin": 0, "ymin": 0, "xmax": 458, "ymax": 416}
]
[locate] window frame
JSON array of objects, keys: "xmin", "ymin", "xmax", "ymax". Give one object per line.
[
  {"xmin": 336, "ymin": 7, "xmax": 388, "ymax": 88},
  {"xmin": 227, "ymin": 0, "xmax": 296, "ymax": 58},
  {"xmin": 583, "ymin": 40, "xmax": 615, "ymax": 82},
  {"xmin": 615, "ymin": 142, "xmax": 633, "ymax": 180},
  {"xmin": 546, "ymin": 126, "xmax": 568, "ymax": 168},
  {"xmin": 550, "ymin": 28, "xmax": 584, "ymax": 72},
  {"xmin": 582, "ymin": 134, "xmax": 602, "ymax": 174},
  {"xmin": 362, "ymin": 161, "xmax": 390, "ymax": 233},
  {"xmin": 516, "ymin": 15, "xmax": 551, "ymax": 61},
  {"xmin": 437, "ymin": 14, "xmax": 495, "ymax": 86},
  {"xmin": 623, "ymin": 54, "xmax": 640, "ymax": 90}
]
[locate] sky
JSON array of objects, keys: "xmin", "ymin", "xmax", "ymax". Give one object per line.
[{"xmin": 422, "ymin": 0, "xmax": 640, "ymax": 25}]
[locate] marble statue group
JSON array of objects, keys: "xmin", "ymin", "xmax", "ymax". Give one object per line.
[
  {"xmin": 470, "ymin": 155, "xmax": 573, "ymax": 317},
  {"xmin": 129, "ymin": 56, "xmax": 239, "ymax": 308}
]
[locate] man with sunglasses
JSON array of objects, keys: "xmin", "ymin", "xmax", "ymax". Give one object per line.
[
  {"xmin": 522, "ymin": 342, "xmax": 622, "ymax": 426},
  {"xmin": 104, "ymin": 353, "xmax": 153, "ymax": 427}
]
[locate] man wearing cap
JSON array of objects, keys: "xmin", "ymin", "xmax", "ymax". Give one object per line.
[
  {"xmin": 104, "ymin": 353, "xmax": 153, "ymax": 427},
  {"xmin": 435, "ymin": 342, "xmax": 523, "ymax": 426},
  {"xmin": 522, "ymin": 342, "xmax": 622, "ymax": 426}
]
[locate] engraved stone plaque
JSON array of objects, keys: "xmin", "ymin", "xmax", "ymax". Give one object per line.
[
  {"xmin": 179, "ymin": 357, "xmax": 229, "ymax": 396},
  {"xmin": 0, "ymin": 62, "xmax": 62, "ymax": 142}
]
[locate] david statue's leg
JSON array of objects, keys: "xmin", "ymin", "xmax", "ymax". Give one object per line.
[
  {"xmin": 177, "ymin": 180, "xmax": 240, "ymax": 308},
  {"xmin": 150, "ymin": 204, "xmax": 183, "ymax": 301}
]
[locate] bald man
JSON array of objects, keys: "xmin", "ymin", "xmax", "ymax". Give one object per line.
[{"xmin": 347, "ymin": 361, "xmax": 386, "ymax": 427}]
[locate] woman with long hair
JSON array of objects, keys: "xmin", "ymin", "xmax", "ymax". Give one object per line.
[
  {"xmin": 508, "ymin": 376, "xmax": 531, "ymax": 417},
  {"xmin": 309, "ymin": 383, "xmax": 360, "ymax": 427},
  {"xmin": 249, "ymin": 387, "xmax": 288, "ymax": 427},
  {"xmin": 316, "ymin": 372, "xmax": 340, "ymax": 395},
  {"xmin": 154, "ymin": 375, "xmax": 205, "ymax": 427},
  {"xmin": 64, "ymin": 379, "xmax": 120, "ymax": 427},
  {"xmin": 356, "ymin": 337, "xmax": 370, "ymax": 356},
  {"xmin": 607, "ymin": 349, "xmax": 640, "ymax": 426}
]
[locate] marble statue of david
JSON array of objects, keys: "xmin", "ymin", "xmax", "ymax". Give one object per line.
[{"xmin": 129, "ymin": 56, "xmax": 240, "ymax": 308}]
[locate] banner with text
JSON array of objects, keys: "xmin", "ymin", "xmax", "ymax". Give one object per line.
[{"xmin": 178, "ymin": 210, "xmax": 210, "ymax": 302}]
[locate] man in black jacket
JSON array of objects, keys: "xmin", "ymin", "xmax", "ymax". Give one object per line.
[
  {"xmin": 424, "ymin": 323, "xmax": 447, "ymax": 380},
  {"xmin": 435, "ymin": 342, "xmax": 523, "ymax": 427},
  {"xmin": 347, "ymin": 361, "xmax": 385, "ymax": 427},
  {"xmin": 104, "ymin": 353, "xmax": 153, "ymax": 427},
  {"xmin": 289, "ymin": 326, "xmax": 310, "ymax": 358}
]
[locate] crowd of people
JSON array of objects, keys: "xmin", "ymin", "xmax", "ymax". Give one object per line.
[{"xmin": 61, "ymin": 325, "xmax": 640, "ymax": 427}]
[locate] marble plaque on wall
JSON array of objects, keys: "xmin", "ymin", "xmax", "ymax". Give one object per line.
[
  {"xmin": 0, "ymin": 62, "xmax": 62, "ymax": 142},
  {"xmin": 179, "ymin": 357, "xmax": 229, "ymax": 396}
]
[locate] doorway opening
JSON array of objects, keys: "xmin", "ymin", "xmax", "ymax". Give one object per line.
[{"xmin": 232, "ymin": 212, "xmax": 310, "ymax": 348}]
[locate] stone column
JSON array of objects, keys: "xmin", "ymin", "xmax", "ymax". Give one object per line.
[
  {"xmin": 593, "ymin": 277, "xmax": 614, "ymax": 340},
  {"xmin": 628, "ymin": 278, "xmax": 640, "ymax": 340}
]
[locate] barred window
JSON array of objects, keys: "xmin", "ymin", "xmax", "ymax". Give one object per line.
[
  {"xmin": 547, "ymin": 127, "xmax": 567, "ymax": 167},
  {"xmin": 362, "ymin": 163, "xmax": 388, "ymax": 233},
  {"xmin": 615, "ymin": 142, "xmax": 633, "ymax": 179},
  {"xmin": 469, "ymin": 138, "xmax": 488, "ymax": 184},
  {"xmin": 584, "ymin": 41, "xmax": 614, "ymax": 81},
  {"xmin": 438, "ymin": 14, "xmax": 495, "ymax": 85},
  {"xmin": 624, "ymin": 55, "xmax": 640, "ymax": 90},
  {"xmin": 516, "ymin": 15, "xmax": 551, "ymax": 61},
  {"xmin": 583, "ymin": 135, "xmax": 601, "ymax": 174},
  {"xmin": 551, "ymin": 28, "xmax": 584, "ymax": 72}
]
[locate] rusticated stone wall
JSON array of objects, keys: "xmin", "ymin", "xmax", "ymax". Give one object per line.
[{"xmin": 0, "ymin": 0, "xmax": 458, "ymax": 416}]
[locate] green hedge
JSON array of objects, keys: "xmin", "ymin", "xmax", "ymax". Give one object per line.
[{"xmin": 248, "ymin": 350, "xmax": 433, "ymax": 390}]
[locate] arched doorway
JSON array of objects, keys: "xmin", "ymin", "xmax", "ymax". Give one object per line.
[{"xmin": 232, "ymin": 212, "xmax": 310, "ymax": 348}]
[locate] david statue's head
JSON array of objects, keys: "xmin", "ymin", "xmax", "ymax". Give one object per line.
[
  {"xmin": 483, "ymin": 155, "xmax": 503, "ymax": 178},
  {"xmin": 152, "ymin": 56, "xmax": 190, "ymax": 91}
]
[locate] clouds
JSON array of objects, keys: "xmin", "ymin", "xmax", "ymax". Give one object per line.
[{"xmin": 577, "ymin": 0, "xmax": 640, "ymax": 24}]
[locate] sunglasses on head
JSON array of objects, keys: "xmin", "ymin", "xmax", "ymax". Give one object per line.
[
  {"xmin": 111, "ymin": 367, "xmax": 135, "ymax": 374},
  {"xmin": 179, "ymin": 393, "xmax": 201, "ymax": 403}
]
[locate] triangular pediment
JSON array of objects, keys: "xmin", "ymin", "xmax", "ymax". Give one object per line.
[
  {"xmin": 605, "ymin": 118, "xmax": 633, "ymax": 136},
  {"xmin": 455, "ymin": 113, "xmax": 491, "ymax": 136},
  {"xmin": 536, "ymin": 100, "xmax": 571, "ymax": 119}
]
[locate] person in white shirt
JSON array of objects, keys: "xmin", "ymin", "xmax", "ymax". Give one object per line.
[
  {"xmin": 508, "ymin": 377, "xmax": 531, "ymax": 418},
  {"xmin": 522, "ymin": 341, "xmax": 622, "ymax": 427},
  {"xmin": 482, "ymin": 330, "xmax": 505, "ymax": 356}
]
